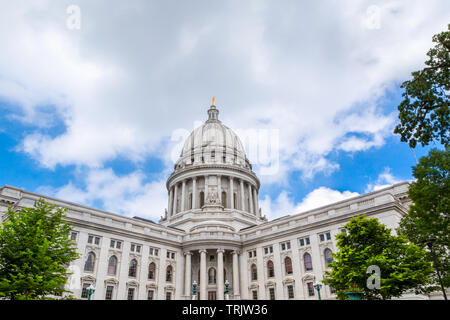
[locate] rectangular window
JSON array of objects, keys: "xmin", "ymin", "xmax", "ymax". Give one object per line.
[
  {"xmin": 127, "ymin": 288, "xmax": 135, "ymax": 300},
  {"xmin": 105, "ymin": 286, "xmax": 114, "ymax": 300},
  {"xmin": 167, "ymin": 252, "xmax": 170, "ymax": 258},
  {"xmin": 269, "ymin": 288, "xmax": 275, "ymax": 300},
  {"xmin": 326, "ymin": 232, "xmax": 331, "ymax": 240},
  {"xmin": 287, "ymin": 285, "xmax": 294, "ymax": 299},
  {"xmin": 94, "ymin": 237, "xmax": 100, "ymax": 245},
  {"xmin": 319, "ymin": 234, "xmax": 325, "ymax": 242},
  {"xmin": 81, "ymin": 283, "xmax": 90, "ymax": 299},
  {"xmin": 131, "ymin": 244, "xmax": 135, "ymax": 252},
  {"xmin": 330, "ymin": 286, "xmax": 336, "ymax": 294},
  {"xmin": 253, "ymin": 250, "xmax": 257, "ymax": 257},
  {"xmin": 248, "ymin": 251, "xmax": 252, "ymax": 258},
  {"xmin": 340, "ymin": 228, "xmax": 347, "ymax": 235},
  {"xmin": 171, "ymin": 252, "xmax": 175, "ymax": 259},
  {"xmin": 136, "ymin": 245, "xmax": 141, "ymax": 253},
  {"xmin": 264, "ymin": 247, "xmax": 268, "ymax": 254},
  {"xmin": 166, "ymin": 292, "xmax": 172, "ymax": 300},
  {"xmin": 149, "ymin": 248, "xmax": 153, "ymax": 255},
  {"xmin": 287, "ymin": 241, "xmax": 291, "ymax": 249},
  {"xmin": 147, "ymin": 290, "xmax": 154, "ymax": 300},
  {"xmin": 300, "ymin": 239, "xmax": 304, "ymax": 246},
  {"xmin": 281, "ymin": 243, "xmax": 286, "ymax": 251},
  {"xmin": 116, "ymin": 241, "xmax": 121, "ymax": 249},
  {"xmin": 70, "ymin": 232, "xmax": 77, "ymax": 241},
  {"xmin": 110, "ymin": 240, "xmax": 115, "ymax": 248},
  {"xmin": 252, "ymin": 290, "xmax": 258, "ymax": 300},
  {"xmin": 306, "ymin": 237, "xmax": 310, "ymax": 245},
  {"xmin": 87, "ymin": 235, "xmax": 93, "ymax": 244},
  {"xmin": 307, "ymin": 282, "xmax": 315, "ymax": 296}
]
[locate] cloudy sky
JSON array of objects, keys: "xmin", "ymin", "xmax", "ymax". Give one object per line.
[{"xmin": 0, "ymin": 0, "xmax": 448, "ymax": 221}]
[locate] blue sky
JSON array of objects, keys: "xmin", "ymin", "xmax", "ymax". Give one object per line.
[{"xmin": 0, "ymin": 1, "xmax": 448, "ymax": 221}]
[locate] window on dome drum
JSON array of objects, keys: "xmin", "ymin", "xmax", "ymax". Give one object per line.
[
  {"xmin": 233, "ymin": 193, "xmax": 237, "ymax": 208},
  {"xmin": 287, "ymin": 285, "xmax": 295, "ymax": 299},
  {"xmin": 147, "ymin": 290, "xmax": 154, "ymax": 300},
  {"xmin": 84, "ymin": 252, "xmax": 95, "ymax": 272},
  {"xmin": 148, "ymin": 262, "xmax": 156, "ymax": 280},
  {"xmin": 128, "ymin": 259, "xmax": 137, "ymax": 277},
  {"xmin": 251, "ymin": 264, "xmax": 258, "ymax": 281},
  {"xmin": 252, "ymin": 290, "xmax": 258, "ymax": 300},
  {"xmin": 307, "ymin": 282, "xmax": 315, "ymax": 296},
  {"xmin": 269, "ymin": 287, "xmax": 275, "ymax": 300},
  {"xmin": 189, "ymin": 193, "xmax": 193, "ymax": 209},
  {"xmin": 166, "ymin": 265, "xmax": 173, "ymax": 282},
  {"xmin": 107, "ymin": 255, "xmax": 117, "ymax": 275},
  {"xmin": 127, "ymin": 288, "xmax": 135, "ymax": 300},
  {"xmin": 285, "ymin": 257, "xmax": 293, "ymax": 274},
  {"xmin": 200, "ymin": 191, "xmax": 205, "ymax": 207},
  {"xmin": 105, "ymin": 285, "xmax": 114, "ymax": 300},
  {"xmin": 324, "ymin": 248, "xmax": 333, "ymax": 266},
  {"xmin": 208, "ymin": 268, "xmax": 216, "ymax": 284},
  {"xmin": 267, "ymin": 260, "xmax": 275, "ymax": 278},
  {"xmin": 303, "ymin": 252, "xmax": 313, "ymax": 271},
  {"xmin": 222, "ymin": 192, "xmax": 227, "ymax": 208}
]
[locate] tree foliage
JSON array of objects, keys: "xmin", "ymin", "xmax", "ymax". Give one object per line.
[
  {"xmin": 0, "ymin": 199, "xmax": 79, "ymax": 299},
  {"xmin": 398, "ymin": 148, "xmax": 450, "ymax": 288},
  {"xmin": 394, "ymin": 24, "xmax": 449, "ymax": 148},
  {"xmin": 323, "ymin": 215, "xmax": 433, "ymax": 300}
]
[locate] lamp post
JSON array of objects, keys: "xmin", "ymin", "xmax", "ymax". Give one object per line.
[
  {"xmin": 86, "ymin": 284, "xmax": 95, "ymax": 300},
  {"xmin": 192, "ymin": 280, "xmax": 198, "ymax": 300},
  {"xmin": 225, "ymin": 279, "xmax": 230, "ymax": 300},
  {"xmin": 425, "ymin": 238, "xmax": 447, "ymax": 300},
  {"xmin": 313, "ymin": 281, "xmax": 322, "ymax": 300}
]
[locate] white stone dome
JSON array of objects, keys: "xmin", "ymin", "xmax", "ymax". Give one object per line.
[{"xmin": 174, "ymin": 104, "xmax": 251, "ymax": 170}]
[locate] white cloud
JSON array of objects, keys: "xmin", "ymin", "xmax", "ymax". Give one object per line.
[
  {"xmin": 260, "ymin": 187, "xmax": 359, "ymax": 220},
  {"xmin": 365, "ymin": 167, "xmax": 403, "ymax": 192},
  {"xmin": 39, "ymin": 168, "xmax": 168, "ymax": 221}
]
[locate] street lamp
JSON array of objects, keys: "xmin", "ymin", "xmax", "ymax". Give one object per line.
[
  {"xmin": 86, "ymin": 284, "xmax": 95, "ymax": 300},
  {"xmin": 313, "ymin": 281, "xmax": 322, "ymax": 300},
  {"xmin": 425, "ymin": 238, "xmax": 447, "ymax": 300},
  {"xmin": 225, "ymin": 279, "xmax": 230, "ymax": 300},
  {"xmin": 192, "ymin": 280, "xmax": 198, "ymax": 300}
]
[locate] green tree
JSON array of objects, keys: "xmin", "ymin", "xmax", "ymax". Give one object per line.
[
  {"xmin": 398, "ymin": 148, "xmax": 449, "ymax": 288},
  {"xmin": 393, "ymin": 24, "xmax": 449, "ymax": 148},
  {"xmin": 0, "ymin": 199, "xmax": 79, "ymax": 299},
  {"xmin": 323, "ymin": 215, "xmax": 433, "ymax": 300}
]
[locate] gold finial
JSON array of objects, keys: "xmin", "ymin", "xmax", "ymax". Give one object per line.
[{"xmin": 212, "ymin": 96, "xmax": 215, "ymax": 106}]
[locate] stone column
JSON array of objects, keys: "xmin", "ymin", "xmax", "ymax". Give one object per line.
[
  {"xmin": 232, "ymin": 250, "xmax": 240, "ymax": 299},
  {"xmin": 217, "ymin": 175, "xmax": 222, "ymax": 205},
  {"xmin": 253, "ymin": 187, "xmax": 259, "ymax": 218},
  {"xmin": 204, "ymin": 175, "xmax": 209, "ymax": 202},
  {"xmin": 248, "ymin": 184, "xmax": 254, "ymax": 214},
  {"xmin": 199, "ymin": 249, "xmax": 207, "ymax": 300},
  {"xmin": 217, "ymin": 249, "xmax": 225, "ymax": 300},
  {"xmin": 192, "ymin": 178, "xmax": 197, "ymax": 209},
  {"xmin": 184, "ymin": 251, "xmax": 192, "ymax": 298},
  {"xmin": 172, "ymin": 183, "xmax": 178, "ymax": 216},
  {"xmin": 240, "ymin": 179, "xmax": 245, "ymax": 211},
  {"xmin": 229, "ymin": 177, "xmax": 234, "ymax": 209},
  {"xmin": 181, "ymin": 180, "xmax": 186, "ymax": 212},
  {"xmin": 168, "ymin": 187, "xmax": 173, "ymax": 217}
]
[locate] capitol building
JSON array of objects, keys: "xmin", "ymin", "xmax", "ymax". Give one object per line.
[{"xmin": 0, "ymin": 102, "xmax": 416, "ymax": 300}]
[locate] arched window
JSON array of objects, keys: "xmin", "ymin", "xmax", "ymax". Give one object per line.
[
  {"xmin": 208, "ymin": 268, "xmax": 216, "ymax": 284},
  {"xmin": 84, "ymin": 252, "xmax": 95, "ymax": 272},
  {"xmin": 128, "ymin": 259, "xmax": 137, "ymax": 277},
  {"xmin": 267, "ymin": 260, "xmax": 275, "ymax": 278},
  {"xmin": 251, "ymin": 264, "xmax": 258, "ymax": 281},
  {"xmin": 107, "ymin": 255, "xmax": 117, "ymax": 275},
  {"xmin": 166, "ymin": 265, "xmax": 173, "ymax": 282},
  {"xmin": 304, "ymin": 253, "xmax": 313, "ymax": 271},
  {"xmin": 148, "ymin": 262, "xmax": 156, "ymax": 280},
  {"xmin": 324, "ymin": 248, "xmax": 333, "ymax": 266},
  {"xmin": 221, "ymin": 191, "xmax": 227, "ymax": 208},
  {"xmin": 200, "ymin": 191, "xmax": 205, "ymax": 207},
  {"xmin": 285, "ymin": 257, "xmax": 293, "ymax": 275}
]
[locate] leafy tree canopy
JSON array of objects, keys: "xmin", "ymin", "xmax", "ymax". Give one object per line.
[
  {"xmin": 398, "ymin": 147, "xmax": 449, "ymax": 288},
  {"xmin": 0, "ymin": 199, "xmax": 79, "ymax": 300},
  {"xmin": 323, "ymin": 215, "xmax": 433, "ymax": 300},
  {"xmin": 394, "ymin": 24, "xmax": 449, "ymax": 148}
]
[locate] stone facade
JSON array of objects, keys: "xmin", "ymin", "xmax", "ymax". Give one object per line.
[{"xmin": 0, "ymin": 103, "xmax": 432, "ymax": 300}]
